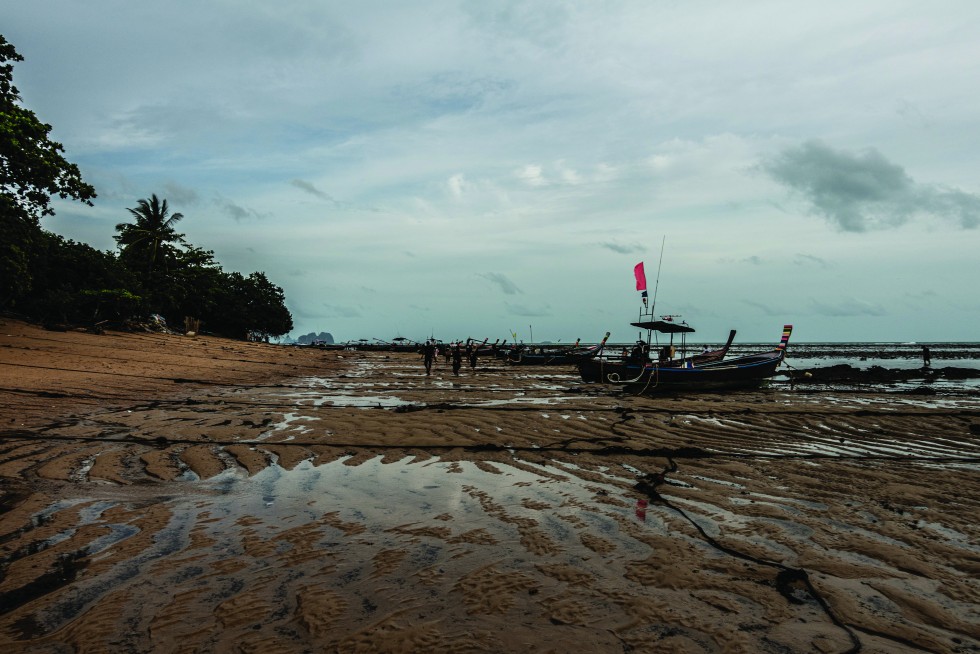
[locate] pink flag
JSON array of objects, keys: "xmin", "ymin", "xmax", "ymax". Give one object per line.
[{"xmin": 634, "ymin": 262, "xmax": 647, "ymax": 291}]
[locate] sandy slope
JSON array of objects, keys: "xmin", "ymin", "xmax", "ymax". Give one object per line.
[{"xmin": 1, "ymin": 318, "xmax": 978, "ymax": 653}]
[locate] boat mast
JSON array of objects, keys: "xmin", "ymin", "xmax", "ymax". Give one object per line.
[
  {"xmin": 646, "ymin": 236, "xmax": 666, "ymax": 352},
  {"xmin": 651, "ymin": 235, "xmax": 665, "ymax": 318}
]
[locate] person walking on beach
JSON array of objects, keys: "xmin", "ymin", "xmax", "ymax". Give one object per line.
[
  {"xmin": 422, "ymin": 340, "xmax": 436, "ymax": 376},
  {"xmin": 452, "ymin": 342, "xmax": 462, "ymax": 376},
  {"xmin": 467, "ymin": 338, "xmax": 487, "ymax": 370},
  {"xmin": 922, "ymin": 345, "xmax": 931, "ymax": 368}
]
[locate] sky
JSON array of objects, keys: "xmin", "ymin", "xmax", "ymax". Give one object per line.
[{"xmin": 6, "ymin": 1, "xmax": 980, "ymax": 343}]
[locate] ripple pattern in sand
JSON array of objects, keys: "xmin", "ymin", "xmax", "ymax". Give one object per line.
[{"xmin": 1, "ymin": 351, "xmax": 979, "ymax": 652}]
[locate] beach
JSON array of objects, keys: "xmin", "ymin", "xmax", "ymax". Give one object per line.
[{"xmin": 1, "ymin": 319, "xmax": 978, "ymax": 653}]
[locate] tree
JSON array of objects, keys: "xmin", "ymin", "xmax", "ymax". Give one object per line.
[
  {"xmin": 240, "ymin": 271, "xmax": 293, "ymax": 339},
  {"xmin": 1, "ymin": 34, "xmax": 96, "ymax": 221},
  {"xmin": 19, "ymin": 230, "xmax": 138, "ymax": 325},
  {"xmin": 168, "ymin": 245, "xmax": 225, "ymax": 321},
  {"xmin": 0, "ymin": 194, "xmax": 38, "ymax": 306},
  {"xmin": 2, "ymin": 34, "xmax": 97, "ymax": 310},
  {"xmin": 114, "ymin": 194, "xmax": 187, "ymax": 310},
  {"xmin": 209, "ymin": 271, "xmax": 293, "ymax": 340},
  {"xmin": 114, "ymin": 194, "xmax": 186, "ymax": 275}
]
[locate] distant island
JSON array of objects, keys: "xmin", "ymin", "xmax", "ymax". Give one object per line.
[{"xmin": 294, "ymin": 331, "xmax": 335, "ymax": 345}]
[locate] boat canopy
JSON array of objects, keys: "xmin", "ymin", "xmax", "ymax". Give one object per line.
[{"xmin": 630, "ymin": 320, "xmax": 695, "ymax": 334}]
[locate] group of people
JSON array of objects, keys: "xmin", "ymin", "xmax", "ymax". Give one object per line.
[{"xmin": 421, "ymin": 339, "xmax": 482, "ymax": 376}]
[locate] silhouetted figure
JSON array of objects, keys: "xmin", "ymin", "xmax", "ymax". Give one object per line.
[
  {"xmin": 452, "ymin": 343, "xmax": 462, "ymax": 376},
  {"xmin": 922, "ymin": 345, "xmax": 931, "ymax": 368},
  {"xmin": 422, "ymin": 340, "xmax": 436, "ymax": 376}
]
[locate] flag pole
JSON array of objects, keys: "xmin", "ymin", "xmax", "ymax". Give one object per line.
[{"xmin": 651, "ymin": 236, "xmax": 665, "ymax": 318}]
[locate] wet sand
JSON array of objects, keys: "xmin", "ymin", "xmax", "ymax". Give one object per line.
[{"xmin": 1, "ymin": 319, "xmax": 979, "ymax": 653}]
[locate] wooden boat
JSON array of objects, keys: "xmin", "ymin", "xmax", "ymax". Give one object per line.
[
  {"xmin": 580, "ymin": 322, "xmax": 792, "ymax": 393},
  {"xmin": 579, "ymin": 327, "xmax": 735, "ymax": 381},
  {"xmin": 505, "ymin": 334, "xmax": 611, "ymax": 366},
  {"xmin": 388, "ymin": 337, "xmax": 422, "ymax": 353}
]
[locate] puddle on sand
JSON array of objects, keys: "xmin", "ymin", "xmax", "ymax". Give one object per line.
[
  {"xmin": 285, "ymin": 387, "xmax": 413, "ymax": 408},
  {"xmin": 19, "ymin": 455, "xmax": 658, "ymax": 636},
  {"xmin": 257, "ymin": 412, "xmax": 320, "ymax": 440},
  {"xmin": 200, "ymin": 456, "xmax": 646, "ymax": 540}
]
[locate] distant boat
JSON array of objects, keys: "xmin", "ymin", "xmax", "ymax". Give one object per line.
[
  {"xmin": 504, "ymin": 334, "xmax": 611, "ymax": 366},
  {"xmin": 579, "ymin": 315, "xmax": 791, "ymax": 393},
  {"xmin": 389, "ymin": 337, "xmax": 421, "ymax": 352}
]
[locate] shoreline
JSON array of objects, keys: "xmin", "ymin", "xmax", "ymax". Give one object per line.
[{"xmin": 0, "ymin": 318, "xmax": 342, "ymax": 427}]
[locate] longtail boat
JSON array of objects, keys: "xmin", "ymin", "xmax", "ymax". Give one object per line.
[
  {"xmin": 505, "ymin": 334, "xmax": 611, "ymax": 366},
  {"xmin": 579, "ymin": 319, "xmax": 792, "ymax": 393},
  {"xmin": 579, "ymin": 327, "xmax": 735, "ymax": 381}
]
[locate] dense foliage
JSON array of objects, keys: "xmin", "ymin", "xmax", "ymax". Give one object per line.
[
  {"xmin": 0, "ymin": 34, "xmax": 293, "ymax": 340},
  {"xmin": 1, "ymin": 35, "xmax": 95, "ymax": 220}
]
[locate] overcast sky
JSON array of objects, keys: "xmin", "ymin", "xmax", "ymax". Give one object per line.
[{"xmin": 6, "ymin": 1, "xmax": 979, "ymax": 343}]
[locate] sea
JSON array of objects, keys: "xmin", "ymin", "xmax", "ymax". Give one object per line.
[{"xmin": 740, "ymin": 341, "xmax": 980, "ymax": 395}]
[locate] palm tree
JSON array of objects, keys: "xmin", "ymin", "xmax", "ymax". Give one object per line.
[{"xmin": 114, "ymin": 194, "xmax": 186, "ymax": 277}]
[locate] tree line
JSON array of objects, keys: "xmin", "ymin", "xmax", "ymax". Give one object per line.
[{"xmin": 0, "ymin": 34, "xmax": 292, "ymax": 340}]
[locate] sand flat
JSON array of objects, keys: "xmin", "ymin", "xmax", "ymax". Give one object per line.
[{"xmin": 1, "ymin": 319, "xmax": 978, "ymax": 652}]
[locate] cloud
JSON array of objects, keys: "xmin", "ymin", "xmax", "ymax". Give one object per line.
[
  {"xmin": 903, "ymin": 289, "xmax": 938, "ymax": 299},
  {"xmin": 716, "ymin": 254, "xmax": 763, "ymax": 265},
  {"xmin": 447, "ymin": 173, "xmax": 466, "ymax": 198},
  {"xmin": 291, "ymin": 179, "xmax": 334, "ymax": 202},
  {"xmin": 793, "ymin": 253, "xmax": 829, "ymax": 268},
  {"xmin": 922, "ymin": 187, "xmax": 980, "ymax": 229},
  {"xmin": 763, "ymin": 140, "xmax": 980, "ymax": 231},
  {"xmin": 895, "ymin": 99, "xmax": 930, "ymax": 129},
  {"xmin": 599, "ymin": 242, "xmax": 645, "ymax": 254},
  {"xmin": 162, "ymin": 182, "xmax": 200, "ymax": 207},
  {"xmin": 505, "ymin": 302, "xmax": 550, "ymax": 317},
  {"xmin": 478, "ymin": 272, "xmax": 522, "ymax": 295},
  {"xmin": 808, "ymin": 297, "xmax": 887, "ymax": 317},
  {"xmin": 743, "ymin": 299, "xmax": 782, "ymax": 315},
  {"xmin": 321, "ymin": 304, "xmax": 362, "ymax": 318},
  {"xmin": 516, "ymin": 165, "xmax": 546, "ymax": 187},
  {"xmin": 217, "ymin": 198, "xmax": 266, "ymax": 222},
  {"xmin": 396, "ymin": 71, "xmax": 513, "ymax": 116}
]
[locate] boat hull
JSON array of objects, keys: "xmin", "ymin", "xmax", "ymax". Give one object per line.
[
  {"xmin": 578, "ymin": 329, "xmax": 735, "ymax": 379},
  {"xmin": 623, "ymin": 354, "xmax": 784, "ymax": 392},
  {"xmin": 579, "ymin": 351, "xmax": 786, "ymax": 393}
]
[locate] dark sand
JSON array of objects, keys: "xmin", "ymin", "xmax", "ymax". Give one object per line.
[{"xmin": 1, "ymin": 319, "xmax": 978, "ymax": 653}]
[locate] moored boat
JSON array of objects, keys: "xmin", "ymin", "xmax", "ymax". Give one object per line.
[
  {"xmin": 505, "ymin": 334, "xmax": 611, "ymax": 366},
  {"xmin": 580, "ymin": 322, "xmax": 792, "ymax": 393},
  {"xmin": 579, "ymin": 327, "xmax": 735, "ymax": 382}
]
